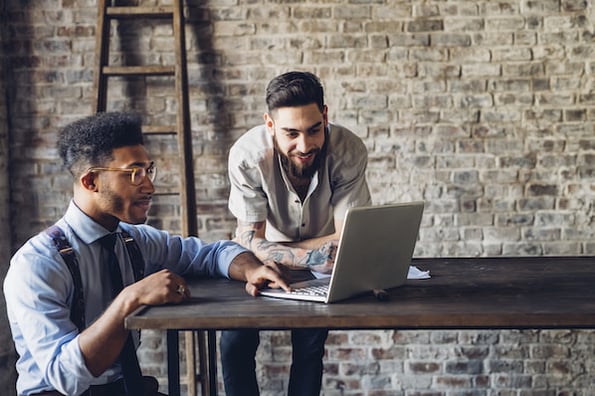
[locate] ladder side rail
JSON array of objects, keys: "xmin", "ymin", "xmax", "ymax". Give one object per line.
[
  {"xmin": 173, "ymin": 4, "xmax": 204, "ymax": 396},
  {"xmin": 173, "ymin": 0, "xmax": 197, "ymax": 239},
  {"xmin": 93, "ymin": 0, "xmax": 111, "ymax": 112}
]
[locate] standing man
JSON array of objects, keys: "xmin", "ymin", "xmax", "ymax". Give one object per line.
[
  {"xmin": 221, "ymin": 71, "xmax": 371, "ymax": 395},
  {"xmin": 4, "ymin": 112, "xmax": 289, "ymax": 396}
]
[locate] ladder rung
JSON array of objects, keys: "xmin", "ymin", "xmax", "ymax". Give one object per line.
[
  {"xmin": 106, "ymin": 6, "xmax": 174, "ymax": 19},
  {"xmin": 102, "ymin": 66, "xmax": 175, "ymax": 76},
  {"xmin": 142, "ymin": 125, "xmax": 177, "ymax": 135}
]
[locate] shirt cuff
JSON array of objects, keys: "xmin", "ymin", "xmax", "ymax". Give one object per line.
[{"xmin": 216, "ymin": 241, "xmax": 250, "ymax": 279}]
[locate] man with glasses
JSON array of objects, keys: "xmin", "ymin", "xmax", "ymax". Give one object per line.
[
  {"xmin": 221, "ymin": 71, "xmax": 371, "ymax": 395},
  {"xmin": 4, "ymin": 112, "xmax": 289, "ymax": 396}
]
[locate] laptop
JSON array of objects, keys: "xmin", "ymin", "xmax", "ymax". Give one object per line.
[{"xmin": 259, "ymin": 201, "xmax": 425, "ymax": 303}]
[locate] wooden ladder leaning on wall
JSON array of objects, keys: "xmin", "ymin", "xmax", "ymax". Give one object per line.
[{"xmin": 92, "ymin": 0, "xmax": 210, "ymax": 394}]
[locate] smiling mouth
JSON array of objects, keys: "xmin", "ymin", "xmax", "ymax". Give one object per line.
[
  {"xmin": 294, "ymin": 152, "xmax": 316, "ymax": 162},
  {"xmin": 136, "ymin": 198, "xmax": 152, "ymax": 209}
]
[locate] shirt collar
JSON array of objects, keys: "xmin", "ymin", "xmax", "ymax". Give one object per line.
[{"xmin": 63, "ymin": 200, "xmax": 121, "ymax": 245}]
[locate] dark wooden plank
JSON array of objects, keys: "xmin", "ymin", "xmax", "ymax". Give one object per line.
[
  {"xmin": 142, "ymin": 125, "xmax": 176, "ymax": 135},
  {"xmin": 102, "ymin": 65, "xmax": 175, "ymax": 76},
  {"xmin": 106, "ymin": 6, "xmax": 173, "ymax": 19},
  {"xmin": 126, "ymin": 257, "xmax": 595, "ymax": 331}
]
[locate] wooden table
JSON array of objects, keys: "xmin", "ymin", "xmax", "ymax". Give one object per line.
[{"xmin": 126, "ymin": 256, "xmax": 595, "ymax": 395}]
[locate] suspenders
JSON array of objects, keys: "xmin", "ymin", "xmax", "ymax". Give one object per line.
[{"xmin": 45, "ymin": 225, "xmax": 145, "ymax": 331}]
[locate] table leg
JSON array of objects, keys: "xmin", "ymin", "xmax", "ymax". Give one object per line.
[
  {"xmin": 167, "ymin": 330, "xmax": 180, "ymax": 396},
  {"xmin": 207, "ymin": 330, "xmax": 218, "ymax": 395}
]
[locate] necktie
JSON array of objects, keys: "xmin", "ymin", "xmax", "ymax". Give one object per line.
[{"xmin": 101, "ymin": 233, "xmax": 145, "ymax": 395}]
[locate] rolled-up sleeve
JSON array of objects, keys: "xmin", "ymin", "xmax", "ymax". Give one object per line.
[{"xmin": 228, "ymin": 145, "xmax": 269, "ymax": 223}]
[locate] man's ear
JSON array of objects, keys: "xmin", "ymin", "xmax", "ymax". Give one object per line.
[
  {"xmin": 80, "ymin": 170, "xmax": 99, "ymax": 192},
  {"xmin": 264, "ymin": 112, "xmax": 275, "ymax": 136}
]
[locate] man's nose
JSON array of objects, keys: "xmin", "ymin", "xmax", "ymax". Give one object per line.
[
  {"xmin": 296, "ymin": 133, "xmax": 311, "ymax": 153},
  {"xmin": 141, "ymin": 175, "xmax": 156, "ymax": 193}
]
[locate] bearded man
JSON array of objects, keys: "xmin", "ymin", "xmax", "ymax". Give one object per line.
[{"xmin": 221, "ymin": 71, "xmax": 371, "ymax": 396}]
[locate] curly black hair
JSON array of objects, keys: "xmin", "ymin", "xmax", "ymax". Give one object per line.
[
  {"xmin": 57, "ymin": 112, "xmax": 143, "ymax": 177},
  {"xmin": 265, "ymin": 71, "xmax": 325, "ymax": 114}
]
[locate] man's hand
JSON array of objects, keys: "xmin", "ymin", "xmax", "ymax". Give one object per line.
[
  {"xmin": 80, "ymin": 269, "xmax": 190, "ymax": 377},
  {"xmin": 121, "ymin": 269, "xmax": 190, "ymax": 309},
  {"xmin": 228, "ymin": 252, "xmax": 291, "ymax": 296}
]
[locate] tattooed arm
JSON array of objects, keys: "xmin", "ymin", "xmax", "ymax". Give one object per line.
[{"xmin": 234, "ymin": 219, "xmax": 343, "ymax": 274}]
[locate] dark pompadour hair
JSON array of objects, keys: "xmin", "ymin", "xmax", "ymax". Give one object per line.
[
  {"xmin": 265, "ymin": 71, "xmax": 325, "ymax": 113},
  {"xmin": 57, "ymin": 112, "xmax": 143, "ymax": 176}
]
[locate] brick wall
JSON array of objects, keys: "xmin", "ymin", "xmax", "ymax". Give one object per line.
[{"xmin": 1, "ymin": 0, "xmax": 594, "ymax": 394}]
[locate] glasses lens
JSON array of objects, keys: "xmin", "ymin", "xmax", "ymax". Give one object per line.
[
  {"xmin": 130, "ymin": 164, "xmax": 156, "ymax": 185},
  {"xmin": 130, "ymin": 168, "xmax": 143, "ymax": 185},
  {"xmin": 147, "ymin": 163, "xmax": 156, "ymax": 182}
]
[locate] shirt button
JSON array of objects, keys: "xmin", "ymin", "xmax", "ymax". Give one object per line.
[{"xmin": 301, "ymin": 223, "xmax": 306, "ymax": 227}]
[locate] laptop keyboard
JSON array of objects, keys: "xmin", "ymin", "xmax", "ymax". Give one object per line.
[{"xmin": 290, "ymin": 283, "xmax": 329, "ymax": 297}]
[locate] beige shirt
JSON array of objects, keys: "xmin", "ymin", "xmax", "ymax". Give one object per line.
[{"xmin": 228, "ymin": 123, "xmax": 371, "ymax": 242}]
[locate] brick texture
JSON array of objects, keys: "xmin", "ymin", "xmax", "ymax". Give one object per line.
[
  {"xmin": 1, "ymin": 0, "xmax": 18, "ymax": 393},
  {"xmin": 1, "ymin": 0, "xmax": 594, "ymax": 395}
]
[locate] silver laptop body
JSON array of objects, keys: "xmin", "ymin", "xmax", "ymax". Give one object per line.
[{"xmin": 259, "ymin": 201, "xmax": 425, "ymax": 303}]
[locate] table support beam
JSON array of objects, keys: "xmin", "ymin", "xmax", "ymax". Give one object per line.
[{"xmin": 167, "ymin": 330, "xmax": 180, "ymax": 396}]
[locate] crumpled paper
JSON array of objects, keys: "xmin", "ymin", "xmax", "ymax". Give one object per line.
[{"xmin": 408, "ymin": 265, "xmax": 431, "ymax": 279}]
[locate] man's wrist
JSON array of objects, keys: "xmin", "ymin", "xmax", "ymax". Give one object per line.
[{"xmin": 229, "ymin": 251, "xmax": 262, "ymax": 280}]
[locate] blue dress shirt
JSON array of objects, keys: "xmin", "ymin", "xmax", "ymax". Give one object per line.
[{"xmin": 4, "ymin": 201, "xmax": 247, "ymax": 395}]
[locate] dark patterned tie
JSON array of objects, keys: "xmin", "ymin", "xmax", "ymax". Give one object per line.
[{"xmin": 101, "ymin": 233, "xmax": 145, "ymax": 395}]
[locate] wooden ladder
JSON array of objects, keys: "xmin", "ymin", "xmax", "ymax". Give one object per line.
[{"xmin": 92, "ymin": 1, "xmax": 210, "ymax": 395}]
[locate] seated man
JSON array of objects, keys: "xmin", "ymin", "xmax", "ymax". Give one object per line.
[
  {"xmin": 221, "ymin": 71, "xmax": 371, "ymax": 395},
  {"xmin": 4, "ymin": 112, "xmax": 289, "ymax": 396}
]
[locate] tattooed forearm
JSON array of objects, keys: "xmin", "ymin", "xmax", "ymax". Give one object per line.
[
  {"xmin": 238, "ymin": 229, "xmax": 299, "ymax": 265},
  {"xmin": 239, "ymin": 229, "xmax": 257, "ymax": 247},
  {"xmin": 236, "ymin": 221, "xmax": 335, "ymax": 272},
  {"xmin": 305, "ymin": 242, "xmax": 336, "ymax": 267},
  {"xmin": 305, "ymin": 249, "xmax": 327, "ymax": 266},
  {"xmin": 255, "ymin": 240, "xmax": 302, "ymax": 267}
]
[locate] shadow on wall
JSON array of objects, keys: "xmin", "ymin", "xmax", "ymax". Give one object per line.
[{"xmin": 1, "ymin": 1, "xmax": 21, "ymax": 394}]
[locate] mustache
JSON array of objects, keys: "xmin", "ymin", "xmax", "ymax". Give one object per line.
[{"xmin": 292, "ymin": 148, "xmax": 321, "ymax": 157}]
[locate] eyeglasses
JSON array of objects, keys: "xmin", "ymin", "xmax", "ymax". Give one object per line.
[{"xmin": 87, "ymin": 162, "xmax": 156, "ymax": 185}]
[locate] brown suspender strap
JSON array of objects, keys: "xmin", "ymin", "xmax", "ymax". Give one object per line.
[
  {"xmin": 46, "ymin": 225, "xmax": 86, "ymax": 332},
  {"xmin": 121, "ymin": 230, "xmax": 145, "ymax": 281},
  {"xmin": 45, "ymin": 226, "xmax": 145, "ymax": 331}
]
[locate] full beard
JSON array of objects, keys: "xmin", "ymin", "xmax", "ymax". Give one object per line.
[{"xmin": 275, "ymin": 139, "xmax": 326, "ymax": 180}]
